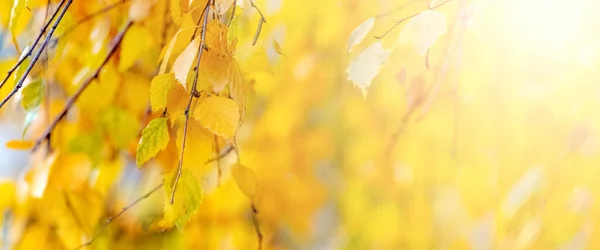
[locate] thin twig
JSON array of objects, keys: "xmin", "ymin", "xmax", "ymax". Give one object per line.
[
  {"xmin": 170, "ymin": 4, "xmax": 210, "ymax": 205},
  {"xmin": 60, "ymin": 0, "xmax": 130, "ymax": 38},
  {"xmin": 374, "ymin": 0, "xmax": 455, "ymax": 39},
  {"xmin": 75, "ymin": 145, "xmax": 235, "ymax": 249},
  {"xmin": 32, "ymin": 20, "xmax": 134, "ymax": 151},
  {"xmin": 251, "ymin": 203, "xmax": 263, "ymax": 250},
  {"xmin": 206, "ymin": 146, "xmax": 234, "ymax": 163},
  {"xmin": 0, "ymin": 0, "xmax": 73, "ymax": 109},
  {"xmin": 0, "ymin": 0, "xmax": 67, "ymax": 91},
  {"xmin": 74, "ymin": 183, "xmax": 164, "ymax": 250}
]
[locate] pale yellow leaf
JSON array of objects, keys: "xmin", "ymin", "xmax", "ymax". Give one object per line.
[
  {"xmin": 136, "ymin": 118, "xmax": 170, "ymax": 166},
  {"xmin": 228, "ymin": 59, "xmax": 246, "ymax": 122},
  {"xmin": 398, "ymin": 9, "xmax": 447, "ymax": 56},
  {"xmin": 348, "ymin": 17, "xmax": 375, "ymax": 54},
  {"xmin": 150, "ymin": 73, "xmax": 176, "ymax": 112},
  {"xmin": 172, "ymin": 37, "xmax": 200, "ymax": 90},
  {"xmin": 346, "ymin": 41, "xmax": 392, "ymax": 97},
  {"xmin": 129, "ymin": 0, "xmax": 155, "ymax": 21},
  {"xmin": 192, "ymin": 96, "xmax": 240, "ymax": 139},
  {"xmin": 231, "ymin": 163, "xmax": 257, "ymax": 200}
]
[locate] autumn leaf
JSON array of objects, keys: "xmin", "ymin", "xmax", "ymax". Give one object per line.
[
  {"xmin": 193, "ymin": 96, "xmax": 240, "ymax": 139},
  {"xmin": 228, "ymin": 59, "xmax": 246, "ymax": 122},
  {"xmin": 231, "ymin": 163, "xmax": 258, "ymax": 200},
  {"xmin": 166, "ymin": 83, "xmax": 190, "ymax": 124},
  {"xmin": 100, "ymin": 107, "xmax": 141, "ymax": 149},
  {"xmin": 176, "ymin": 119, "xmax": 213, "ymax": 169},
  {"xmin": 347, "ymin": 17, "xmax": 375, "ymax": 54},
  {"xmin": 9, "ymin": 0, "xmax": 27, "ymax": 53},
  {"xmin": 346, "ymin": 41, "xmax": 392, "ymax": 97},
  {"xmin": 150, "ymin": 73, "xmax": 176, "ymax": 112},
  {"xmin": 162, "ymin": 169, "xmax": 203, "ymax": 230},
  {"xmin": 21, "ymin": 79, "xmax": 43, "ymax": 111},
  {"xmin": 136, "ymin": 118, "xmax": 170, "ymax": 167},
  {"xmin": 173, "ymin": 36, "xmax": 201, "ymax": 89},
  {"xmin": 398, "ymin": 9, "xmax": 447, "ymax": 56},
  {"xmin": 5, "ymin": 140, "xmax": 34, "ymax": 150},
  {"xmin": 119, "ymin": 24, "xmax": 153, "ymax": 71}
]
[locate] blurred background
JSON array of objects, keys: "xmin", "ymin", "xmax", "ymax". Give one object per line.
[{"xmin": 2, "ymin": 0, "xmax": 600, "ymax": 249}]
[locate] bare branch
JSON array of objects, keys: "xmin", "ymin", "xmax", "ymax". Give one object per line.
[
  {"xmin": 77, "ymin": 148, "xmax": 236, "ymax": 249},
  {"xmin": 0, "ymin": 0, "xmax": 67, "ymax": 93},
  {"xmin": 170, "ymin": 3, "xmax": 210, "ymax": 205},
  {"xmin": 74, "ymin": 183, "xmax": 164, "ymax": 250},
  {"xmin": 32, "ymin": 20, "xmax": 134, "ymax": 151}
]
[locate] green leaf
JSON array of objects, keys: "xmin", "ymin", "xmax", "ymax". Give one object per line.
[
  {"xmin": 136, "ymin": 118, "xmax": 170, "ymax": 166},
  {"xmin": 150, "ymin": 73, "xmax": 175, "ymax": 112},
  {"xmin": 21, "ymin": 79, "xmax": 43, "ymax": 111},
  {"xmin": 100, "ymin": 107, "xmax": 141, "ymax": 149},
  {"xmin": 21, "ymin": 108, "xmax": 38, "ymax": 139},
  {"xmin": 68, "ymin": 129, "xmax": 103, "ymax": 164},
  {"xmin": 163, "ymin": 169, "xmax": 203, "ymax": 230}
]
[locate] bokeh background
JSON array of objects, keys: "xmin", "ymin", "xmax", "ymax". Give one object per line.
[{"xmin": 2, "ymin": 0, "xmax": 600, "ymax": 249}]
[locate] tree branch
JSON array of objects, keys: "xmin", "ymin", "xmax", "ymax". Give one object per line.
[
  {"xmin": 170, "ymin": 4, "xmax": 210, "ymax": 205},
  {"xmin": 252, "ymin": 203, "xmax": 263, "ymax": 250},
  {"xmin": 374, "ymin": 0, "xmax": 455, "ymax": 40},
  {"xmin": 0, "ymin": 0, "xmax": 69, "ymax": 101},
  {"xmin": 32, "ymin": 20, "xmax": 134, "ymax": 151},
  {"xmin": 76, "ymin": 142, "xmax": 234, "ymax": 249},
  {"xmin": 60, "ymin": 0, "xmax": 131, "ymax": 38},
  {"xmin": 74, "ymin": 183, "xmax": 164, "ymax": 250}
]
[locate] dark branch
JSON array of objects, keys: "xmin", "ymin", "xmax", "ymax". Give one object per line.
[
  {"xmin": 0, "ymin": 0, "xmax": 68, "ymax": 100},
  {"xmin": 252, "ymin": 203, "xmax": 263, "ymax": 250},
  {"xmin": 32, "ymin": 20, "xmax": 134, "ymax": 151},
  {"xmin": 170, "ymin": 3, "xmax": 210, "ymax": 205}
]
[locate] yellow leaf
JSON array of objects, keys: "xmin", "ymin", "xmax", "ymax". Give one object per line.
[
  {"xmin": 346, "ymin": 41, "xmax": 392, "ymax": 97},
  {"xmin": 136, "ymin": 118, "xmax": 170, "ymax": 166},
  {"xmin": 5, "ymin": 139, "xmax": 33, "ymax": 150},
  {"xmin": 231, "ymin": 163, "xmax": 258, "ymax": 200},
  {"xmin": 166, "ymin": 83, "xmax": 190, "ymax": 124},
  {"xmin": 150, "ymin": 73, "xmax": 176, "ymax": 112},
  {"xmin": 162, "ymin": 169, "xmax": 203, "ymax": 229},
  {"xmin": 172, "ymin": 36, "xmax": 200, "ymax": 89},
  {"xmin": 228, "ymin": 59, "xmax": 246, "ymax": 122},
  {"xmin": 100, "ymin": 106, "xmax": 141, "ymax": 149},
  {"xmin": 119, "ymin": 24, "xmax": 153, "ymax": 72},
  {"xmin": 159, "ymin": 13, "xmax": 196, "ymax": 73},
  {"xmin": 9, "ymin": 0, "xmax": 28, "ymax": 53},
  {"xmin": 348, "ymin": 17, "xmax": 375, "ymax": 54},
  {"xmin": 176, "ymin": 119, "xmax": 213, "ymax": 168},
  {"xmin": 21, "ymin": 79, "xmax": 43, "ymax": 111},
  {"xmin": 192, "ymin": 96, "xmax": 240, "ymax": 139},
  {"xmin": 273, "ymin": 39, "xmax": 286, "ymax": 57}
]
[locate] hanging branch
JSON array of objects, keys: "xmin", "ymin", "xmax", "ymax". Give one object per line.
[
  {"xmin": 74, "ymin": 183, "xmax": 164, "ymax": 250},
  {"xmin": 374, "ymin": 0, "xmax": 455, "ymax": 40},
  {"xmin": 76, "ymin": 142, "xmax": 235, "ymax": 249},
  {"xmin": 0, "ymin": 0, "xmax": 68, "ymax": 92},
  {"xmin": 60, "ymin": 0, "xmax": 131, "ymax": 38},
  {"xmin": 32, "ymin": 20, "xmax": 134, "ymax": 151},
  {"xmin": 170, "ymin": 3, "xmax": 211, "ymax": 205}
]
